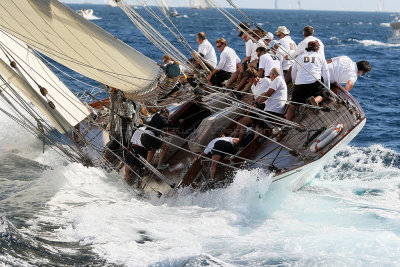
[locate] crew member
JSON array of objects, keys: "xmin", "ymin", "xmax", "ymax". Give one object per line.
[
  {"xmin": 292, "ymin": 25, "xmax": 325, "ymax": 59},
  {"xmin": 207, "ymin": 38, "xmax": 240, "ymax": 87},
  {"xmin": 327, "ymin": 56, "xmax": 371, "ymax": 91},
  {"xmin": 256, "ymin": 46, "xmax": 281, "ymax": 79},
  {"xmin": 197, "ymin": 32, "xmax": 217, "ymax": 68},
  {"xmin": 286, "ymin": 41, "xmax": 330, "ymax": 121},
  {"xmin": 253, "ymin": 67, "xmax": 287, "ymax": 136},
  {"xmin": 197, "ymin": 137, "xmax": 240, "ymax": 180},
  {"xmin": 274, "ymin": 26, "xmax": 297, "ymax": 76}
]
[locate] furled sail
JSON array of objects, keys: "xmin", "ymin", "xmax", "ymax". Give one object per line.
[
  {"xmin": 0, "ymin": 30, "xmax": 90, "ymax": 133},
  {"xmin": 0, "ymin": 0, "xmax": 162, "ymax": 94}
]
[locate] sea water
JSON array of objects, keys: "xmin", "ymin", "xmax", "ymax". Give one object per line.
[{"xmin": 1, "ymin": 6, "xmax": 400, "ymax": 266}]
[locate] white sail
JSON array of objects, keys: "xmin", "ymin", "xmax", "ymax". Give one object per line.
[
  {"xmin": 107, "ymin": 0, "xmax": 118, "ymax": 7},
  {"xmin": 0, "ymin": 30, "xmax": 90, "ymax": 133},
  {"xmin": 191, "ymin": 0, "xmax": 211, "ymax": 9},
  {"xmin": 0, "ymin": 0, "xmax": 162, "ymax": 94},
  {"xmin": 161, "ymin": 0, "xmax": 170, "ymax": 12}
]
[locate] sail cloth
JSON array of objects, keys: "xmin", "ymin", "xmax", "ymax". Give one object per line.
[
  {"xmin": 0, "ymin": 30, "xmax": 90, "ymax": 132},
  {"xmin": 0, "ymin": 0, "xmax": 162, "ymax": 94},
  {"xmin": 191, "ymin": 0, "xmax": 211, "ymax": 9}
]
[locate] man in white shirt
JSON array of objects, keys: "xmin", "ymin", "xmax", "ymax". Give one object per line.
[
  {"xmin": 197, "ymin": 136, "xmax": 240, "ymax": 180},
  {"xmin": 231, "ymin": 68, "xmax": 271, "ymax": 144},
  {"xmin": 253, "ymin": 67, "xmax": 287, "ymax": 136},
  {"xmin": 197, "ymin": 32, "xmax": 217, "ymax": 68},
  {"xmin": 256, "ymin": 46, "xmax": 281, "ymax": 79},
  {"xmin": 207, "ymin": 38, "xmax": 240, "ymax": 87},
  {"xmin": 125, "ymin": 110, "xmax": 170, "ymax": 183},
  {"xmin": 274, "ymin": 26, "xmax": 297, "ymax": 75},
  {"xmin": 292, "ymin": 25, "xmax": 325, "ymax": 59},
  {"xmin": 327, "ymin": 56, "xmax": 371, "ymax": 91},
  {"xmin": 286, "ymin": 41, "xmax": 329, "ymax": 121},
  {"xmin": 225, "ymin": 31, "xmax": 253, "ymax": 88}
]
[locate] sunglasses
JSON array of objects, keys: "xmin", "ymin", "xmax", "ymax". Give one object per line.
[{"xmin": 216, "ymin": 44, "xmax": 223, "ymax": 48}]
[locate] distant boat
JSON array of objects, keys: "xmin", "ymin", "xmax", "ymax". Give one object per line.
[
  {"xmin": 76, "ymin": 8, "xmax": 101, "ymax": 20},
  {"xmin": 389, "ymin": 16, "xmax": 400, "ymax": 43},
  {"xmin": 376, "ymin": 0, "xmax": 384, "ymax": 12},
  {"xmin": 161, "ymin": 0, "xmax": 179, "ymax": 17},
  {"xmin": 107, "ymin": 0, "xmax": 118, "ymax": 7},
  {"xmin": 190, "ymin": 0, "xmax": 211, "ymax": 9},
  {"xmin": 170, "ymin": 8, "xmax": 179, "ymax": 17}
]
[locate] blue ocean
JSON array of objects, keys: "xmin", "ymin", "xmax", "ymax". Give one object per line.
[{"xmin": 1, "ymin": 5, "xmax": 399, "ymax": 266}]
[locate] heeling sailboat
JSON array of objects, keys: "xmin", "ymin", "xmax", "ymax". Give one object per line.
[{"xmin": 0, "ymin": 0, "xmax": 366, "ymax": 197}]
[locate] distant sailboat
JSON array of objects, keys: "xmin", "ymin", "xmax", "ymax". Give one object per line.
[
  {"xmin": 107, "ymin": 0, "xmax": 118, "ymax": 7},
  {"xmin": 376, "ymin": 0, "xmax": 384, "ymax": 12},
  {"xmin": 190, "ymin": 0, "xmax": 211, "ymax": 9},
  {"xmin": 161, "ymin": 0, "xmax": 179, "ymax": 17}
]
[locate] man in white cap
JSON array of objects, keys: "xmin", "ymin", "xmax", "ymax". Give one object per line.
[{"xmin": 274, "ymin": 26, "xmax": 297, "ymax": 76}]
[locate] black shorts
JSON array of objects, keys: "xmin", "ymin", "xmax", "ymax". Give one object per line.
[
  {"xmin": 257, "ymin": 111, "xmax": 282, "ymax": 129},
  {"xmin": 210, "ymin": 70, "xmax": 232, "ymax": 87},
  {"xmin": 291, "ymin": 81, "xmax": 325, "ymax": 104},
  {"xmin": 140, "ymin": 132, "xmax": 163, "ymax": 151},
  {"xmin": 126, "ymin": 145, "xmax": 148, "ymax": 167},
  {"xmin": 248, "ymin": 103, "xmax": 266, "ymax": 125},
  {"xmin": 106, "ymin": 139, "xmax": 121, "ymax": 151},
  {"xmin": 211, "ymin": 140, "xmax": 235, "ymax": 158}
]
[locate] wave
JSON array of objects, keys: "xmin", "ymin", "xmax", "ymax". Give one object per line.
[
  {"xmin": 354, "ymin": 39, "xmax": 400, "ymax": 47},
  {"xmin": 380, "ymin": 22, "xmax": 390, "ymax": 27},
  {"xmin": 86, "ymin": 15, "xmax": 102, "ymax": 20}
]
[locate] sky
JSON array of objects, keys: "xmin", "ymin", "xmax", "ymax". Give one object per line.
[{"xmin": 63, "ymin": 0, "xmax": 400, "ymax": 12}]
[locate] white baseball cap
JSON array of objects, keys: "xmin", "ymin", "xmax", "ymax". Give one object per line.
[
  {"xmin": 261, "ymin": 32, "xmax": 274, "ymax": 41},
  {"xmin": 275, "ymin": 26, "xmax": 290, "ymax": 35}
]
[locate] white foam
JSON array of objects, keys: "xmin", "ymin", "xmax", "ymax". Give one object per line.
[
  {"xmin": 354, "ymin": 39, "xmax": 400, "ymax": 47},
  {"xmin": 6, "ymin": 142, "xmax": 400, "ymax": 266},
  {"xmin": 380, "ymin": 22, "xmax": 390, "ymax": 27}
]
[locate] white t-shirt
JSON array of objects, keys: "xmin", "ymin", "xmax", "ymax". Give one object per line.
[
  {"xmin": 250, "ymin": 40, "xmax": 263, "ymax": 62},
  {"xmin": 264, "ymin": 76, "xmax": 287, "ymax": 114},
  {"xmin": 291, "ymin": 51, "xmax": 330, "ymax": 88},
  {"xmin": 292, "ymin": 36, "xmax": 325, "ymax": 60},
  {"xmin": 130, "ymin": 126, "xmax": 154, "ymax": 147},
  {"xmin": 245, "ymin": 39, "xmax": 253, "ymax": 58},
  {"xmin": 276, "ymin": 35, "xmax": 297, "ymax": 70},
  {"xmin": 198, "ymin": 39, "xmax": 217, "ymax": 68},
  {"xmin": 216, "ymin": 46, "xmax": 239, "ymax": 73},
  {"xmin": 251, "ymin": 77, "xmax": 271, "ymax": 99},
  {"xmin": 204, "ymin": 137, "xmax": 235, "ymax": 155},
  {"xmin": 258, "ymin": 52, "xmax": 281, "ymax": 77},
  {"xmin": 328, "ymin": 56, "xmax": 358, "ymax": 84}
]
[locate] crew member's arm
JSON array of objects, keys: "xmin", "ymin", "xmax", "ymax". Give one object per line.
[
  {"xmin": 208, "ymin": 50, "xmax": 227, "ymax": 82},
  {"xmin": 207, "ymin": 68, "xmax": 220, "ymax": 82},
  {"xmin": 321, "ymin": 56, "xmax": 330, "ymax": 89},
  {"xmin": 344, "ymin": 80, "xmax": 354, "ymax": 91},
  {"xmin": 256, "ymin": 88, "xmax": 275, "ymax": 104}
]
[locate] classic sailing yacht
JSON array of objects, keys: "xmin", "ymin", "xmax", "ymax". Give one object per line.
[{"xmin": 0, "ymin": 0, "xmax": 366, "ymax": 197}]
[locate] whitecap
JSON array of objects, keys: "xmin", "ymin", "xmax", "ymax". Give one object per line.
[{"xmin": 354, "ymin": 39, "xmax": 400, "ymax": 47}]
